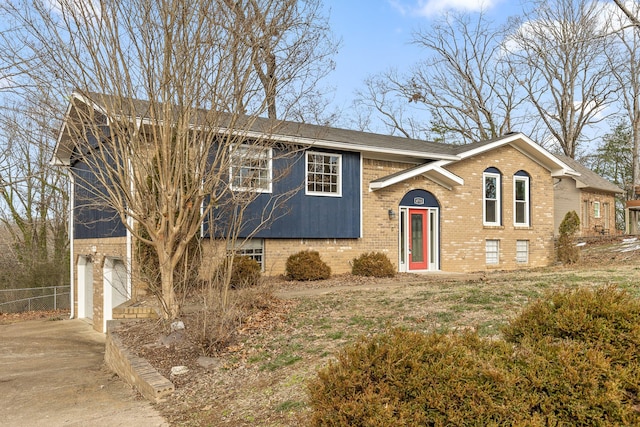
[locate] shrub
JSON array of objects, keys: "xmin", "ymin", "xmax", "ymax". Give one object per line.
[
  {"xmin": 557, "ymin": 210, "xmax": 580, "ymax": 264},
  {"xmin": 215, "ymin": 255, "xmax": 261, "ymax": 289},
  {"xmin": 351, "ymin": 252, "xmax": 396, "ymax": 278},
  {"xmin": 503, "ymin": 285, "xmax": 640, "ymax": 402},
  {"xmin": 285, "ymin": 250, "xmax": 331, "ymax": 281},
  {"xmin": 511, "ymin": 337, "xmax": 636, "ymax": 426},
  {"xmin": 308, "ymin": 329, "xmax": 526, "ymax": 426},
  {"xmin": 309, "ymin": 288, "xmax": 640, "ymax": 426}
]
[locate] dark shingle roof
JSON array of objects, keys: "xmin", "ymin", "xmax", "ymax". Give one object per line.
[
  {"xmin": 554, "ymin": 154, "xmax": 624, "ymax": 193},
  {"xmin": 82, "ymin": 92, "xmax": 459, "ymax": 160}
]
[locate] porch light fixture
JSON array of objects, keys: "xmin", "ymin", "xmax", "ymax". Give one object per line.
[{"xmin": 388, "ymin": 209, "xmax": 396, "ymax": 220}]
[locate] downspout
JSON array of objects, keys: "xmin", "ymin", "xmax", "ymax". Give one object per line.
[{"xmin": 68, "ymin": 172, "xmax": 75, "ymax": 319}]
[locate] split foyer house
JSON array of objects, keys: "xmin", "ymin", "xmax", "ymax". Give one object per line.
[{"xmin": 54, "ymin": 92, "xmax": 590, "ymax": 332}]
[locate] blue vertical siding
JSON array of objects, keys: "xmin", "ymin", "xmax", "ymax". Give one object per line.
[
  {"xmin": 72, "ymin": 141, "xmax": 127, "ymax": 239},
  {"xmin": 203, "ymin": 148, "xmax": 361, "ymax": 239}
]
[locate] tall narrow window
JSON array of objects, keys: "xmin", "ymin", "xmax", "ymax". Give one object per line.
[
  {"xmin": 594, "ymin": 201, "xmax": 601, "ymax": 218},
  {"xmin": 230, "ymin": 144, "xmax": 272, "ymax": 192},
  {"xmin": 306, "ymin": 152, "xmax": 342, "ymax": 196},
  {"xmin": 486, "ymin": 239, "xmax": 500, "ymax": 265},
  {"xmin": 514, "ymin": 172, "xmax": 530, "ymax": 226},
  {"xmin": 483, "ymin": 169, "xmax": 501, "ymax": 226}
]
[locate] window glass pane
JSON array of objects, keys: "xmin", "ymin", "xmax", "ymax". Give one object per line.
[
  {"xmin": 486, "ymin": 240, "xmax": 499, "ymax": 264},
  {"xmin": 516, "ymin": 202, "xmax": 526, "ymax": 224},
  {"xmin": 486, "ymin": 200, "xmax": 496, "ymax": 223},
  {"xmin": 411, "ymin": 213, "xmax": 424, "ymax": 263},
  {"xmin": 483, "ymin": 172, "xmax": 500, "ymax": 225},
  {"xmin": 516, "ymin": 240, "xmax": 529, "ymax": 263},
  {"xmin": 230, "ymin": 145, "xmax": 271, "ymax": 191},
  {"xmin": 307, "ymin": 152, "xmax": 341, "ymax": 195},
  {"xmin": 515, "ymin": 180, "xmax": 526, "ymax": 201},
  {"xmin": 485, "ymin": 176, "xmax": 497, "ymax": 199}
]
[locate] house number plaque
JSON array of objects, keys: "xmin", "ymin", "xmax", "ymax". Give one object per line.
[{"xmin": 414, "ymin": 197, "xmax": 424, "ymax": 205}]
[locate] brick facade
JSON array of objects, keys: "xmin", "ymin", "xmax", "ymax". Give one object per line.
[
  {"xmin": 215, "ymin": 144, "xmax": 556, "ymax": 275},
  {"xmin": 579, "ymin": 190, "xmax": 617, "ymax": 236},
  {"xmin": 73, "ymin": 145, "xmax": 559, "ymax": 330}
]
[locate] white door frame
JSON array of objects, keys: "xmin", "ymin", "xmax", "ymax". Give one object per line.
[
  {"xmin": 398, "ymin": 206, "xmax": 439, "ymax": 273},
  {"xmin": 102, "ymin": 257, "xmax": 130, "ymax": 332},
  {"xmin": 77, "ymin": 256, "xmax": 94, "ymax": 319}
]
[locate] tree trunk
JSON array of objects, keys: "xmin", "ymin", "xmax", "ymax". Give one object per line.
[{"xmin": 156, "ymin": 248, "xmax": 179, "ymax": 319}]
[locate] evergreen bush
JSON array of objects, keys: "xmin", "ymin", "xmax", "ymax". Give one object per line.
[
  {"xmin": 351, "ymin": 252, "xmax": 396, "ymax": 278},
  {"xmin": 557, "ymin": 210, "xmax": 581, "ymax": 264},
  {"xmin": 216, "ymin": 255, "xmax": 261, "ymax": 289},
  {"xmin": 285, "ymin": 250, "xmax": 331, "ymax": 281}
]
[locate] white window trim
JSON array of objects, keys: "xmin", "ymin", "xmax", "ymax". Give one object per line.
[
  {"xmin": 486, "ymin": 239, "xmax": 500, "ymax": 265},
  {"xmin": 513, "ymin": 175, "xmax": 530, "ymax": 227},
  {"xmin": 483, "ymin": 172, "xmax": 501, "ymax": 226},
  {"xmin": 229, "ymin": 144, "xmax": 273, "ymax": 193},
  {"xmin": 516, "ymin": 240, "xmax": 529, "ymax": 264},
  {"xmin": 305, "ymin": 151, "xmax": 342, "ymax": 197},
  {"xmin": 594, "ymin": 201, "xmax": 601, "ymax": 218}
]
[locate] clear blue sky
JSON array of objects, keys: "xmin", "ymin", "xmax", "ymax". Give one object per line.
[{"xmin": 323, "ymin": 0, "xmax": 524, "ymax": 113}]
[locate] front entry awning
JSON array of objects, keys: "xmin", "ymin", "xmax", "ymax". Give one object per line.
[{"xmin": 369, "ymin": 161, "xmax": 464, "ymax": 191}]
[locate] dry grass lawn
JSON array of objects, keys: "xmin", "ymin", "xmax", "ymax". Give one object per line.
[{"xmin": 117, "ymin": 239, "xmax": 640, "ymax": 426}]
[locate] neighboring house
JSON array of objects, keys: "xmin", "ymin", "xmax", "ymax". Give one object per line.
[
  {"xmin": 54, "ymin": 92, "xmax": 582, "ymax": 332},
  {"xmin": 552, "ymin": 154, "xmax": 624, "ymax": 237}
]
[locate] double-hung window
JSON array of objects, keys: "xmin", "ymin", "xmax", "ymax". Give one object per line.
[
  {"xmin": 230, "ymin": 144, "xmax": 272, "ymax": 193},
  {"xmin": 514, "ymin": 173, "xmax": 530, "ymax": 226},
  {"xmin": 594, "ymin": 201, "xmax": 601, "ymax": 218},
  {"xmin": 483, "ymin": 169, "xmax": 501, "ymax": 226},
  {"xmin": 306, "ymin": 152, "xmax": 341, "ymax": 196}
]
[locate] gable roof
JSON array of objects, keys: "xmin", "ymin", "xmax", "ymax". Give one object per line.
[
  {"xmin": 52, "ymin": 91, "xmax": 459, "ymax": 166},
  {"xmin": 554, "ymin": 154, "xmax": 624, "ymax": 194},
  {"xmin": 369, "ymin": 133, "xmax": 578, "ymax": 191},
  {"xmin": 52, "ymin": 92, "xmax": 579, "ymax": 191}
]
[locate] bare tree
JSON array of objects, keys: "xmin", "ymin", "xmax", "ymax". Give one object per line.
[
  {"xmin": 0, "ymin": 0, "xmax": 334, "ymax": 319},
  {"xmin": 606, "ymin": 2, "xmax": 640, "ymax": 198},
  {"xmin": 613, "ymin": 0, "xmax": 640, "ymax": 28},
  {"xmin": 506, "ymin": 0, "xmax": 617, "ymax": 158},
  {"xmin": 0, "ymin": 93, "xmax": 68, "ymax": 289},
  {"xmin": 220, "ymin": 0, "xmax": 338, "ymax": 121},
  {"xmin": 354, "ymin": 11, "xmax": 525, "ymax": 144},
  {"xmin": 353, "ymin": 73, "xmax": 430, "ymax": 139}
]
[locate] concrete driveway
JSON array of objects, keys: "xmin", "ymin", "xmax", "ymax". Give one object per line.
[{"xmin": 0, "ymin": 318, "xmax": 168, "ymax": 427}]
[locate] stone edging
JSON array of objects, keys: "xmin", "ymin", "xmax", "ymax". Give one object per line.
[{"xmin": 105, "ymin": 320, "xmax": 174, "ymax": 403}]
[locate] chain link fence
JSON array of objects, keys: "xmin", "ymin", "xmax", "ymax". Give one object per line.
[{"xmin": 0, "ymin": 286, "xmax": 70, "ymax": 313}]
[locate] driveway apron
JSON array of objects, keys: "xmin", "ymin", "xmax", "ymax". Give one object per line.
[{"xmin": 0, "ymin": 319, "xmax": 168, "ymax": 427}]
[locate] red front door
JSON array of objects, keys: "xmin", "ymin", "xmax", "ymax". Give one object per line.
[{"xmin": 409, "ymin": 209, "xmax": 428, "ymax": 270}]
